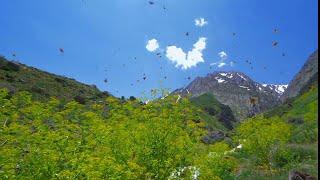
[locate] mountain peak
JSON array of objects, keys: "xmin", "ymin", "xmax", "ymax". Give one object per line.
[{"xmin": 174, "ymin": 71, "xmax": 281, "ymax": 120}]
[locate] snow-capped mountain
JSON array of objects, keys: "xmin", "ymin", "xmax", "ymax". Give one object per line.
[
  {"xmin": 262, "ymin": 84, "xmax": 288, "ymax": 96},
  {"xmin": 173, "ymin": 71, "xmax": 281, "ymax": 120}
]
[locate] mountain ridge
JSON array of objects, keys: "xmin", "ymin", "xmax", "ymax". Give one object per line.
[
  {"xmin": 281, "ymin": 50, "xmax": 318, "ymax": 102},
  {"xmin": 0, "ymin": 55, "xmax": 110, "ymax": 104},
  {"xmin": 173, "ymin": 71, "xmax": 281, "ymax": 120}
]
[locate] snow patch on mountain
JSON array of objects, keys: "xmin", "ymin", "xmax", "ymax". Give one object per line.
[
  {"xmin": 262, "ymin": 84, "xmax": 288, "ymax": 95},
  {"xmin": 215, "ymin": 77, "xmax": 226, "ymax": 83},
  {"xmin": 239, "ymin": 85, "xmax": 250, "ymax": 91},
  {"xmin": 219, "ymin": 72, "xmax": 234, "ymax": 79},
  {"xmin": 236, "ymin": 73, "xmax": 247, "ymax": 81}
]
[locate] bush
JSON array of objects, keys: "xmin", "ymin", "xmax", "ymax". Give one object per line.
[
  {"xmin": 0, "ymin": 88, "xmax": 208, "ymax": 179},
  {"xmin": 235, "ymin": 116, "xmax": 291, "ymax": 166},
  {"xmin": 195, "ymin": 142, "xmax": 239, "ymax": 179}
]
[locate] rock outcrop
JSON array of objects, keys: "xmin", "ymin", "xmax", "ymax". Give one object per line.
[{"xmin": 281, "ymin": 50, "xmax": 318, "ymax": 102}]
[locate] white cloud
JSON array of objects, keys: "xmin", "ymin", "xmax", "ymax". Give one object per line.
[
  {"xmin": 166, "ymin": 46, "xmax": 187, "ymax": 64},
  {"xmin": 210, "ymin": 51, "xmax": 233, "ymax": 68},
  {"xmin": 210, "ymin": 62, "xmax": 227, "ymax": 68},
  {"xmin": 146, "ymin": 39, "xmax": 159, "ymax": 52},
  {"xmin": 218, "ymin": 51, "xmax": 227, "ymax": 59},
  {"xmin": 195, "ymin": 18, "xmax": 208, "ymax": 27},
  {"xmin": 217, "ymin": 62, "xmax": 226, "ymax": 68},
  {"xmin": 166, "ymin": 37, "xmax": 207, "ymax": 70}
]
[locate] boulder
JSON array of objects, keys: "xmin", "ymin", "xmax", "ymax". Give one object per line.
[{"xmin": 201, "ymin": 131, "xmax": 225, "ymax": 144}]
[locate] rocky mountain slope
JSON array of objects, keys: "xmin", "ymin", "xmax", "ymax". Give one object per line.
[
  {"xmin": 174, "ymin": 71, "xmax": 281, "ymax": 120},
  {"xmin": 262, "ymin": 84, "xmax": 288, "ymax": 97},
  {"xmin": 281, "ymin": 50, "xmax": 318, "ymax": 102},
  {"xmin": 0, "ymin": 55, "xmax": 110, "ymax": 103}
]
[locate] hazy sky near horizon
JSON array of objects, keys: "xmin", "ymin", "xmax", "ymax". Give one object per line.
[{"xmin": 0, "ymin": 0, "xmax": 318, "ymax": 98}]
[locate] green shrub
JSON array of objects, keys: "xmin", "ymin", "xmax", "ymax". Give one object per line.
[{"xmin": 235, "ymin": 116, "xmax": 291, "ymax": 166}]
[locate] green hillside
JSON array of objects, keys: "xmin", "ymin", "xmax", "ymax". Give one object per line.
[
  {"xmin": 0, "ymin": 56, "xmax": 109, "ymax": 104},
  {"xmin": 235, "ymin": 86, "xmax": 318, "ymax": 179},
  {"xmin": 0, "ymin": 85, "xmax": 317, "ymax": 179},
  {"xmin": 0, "ymin": 89, "xmax": 226, "ymax": 179},
  {"xmin": 0, "ymin": 56, "xmax": 318, "ymax": 179},
  {"xmin": 190, "ymin": 93, "xmax": 236, "ymax": 130}
]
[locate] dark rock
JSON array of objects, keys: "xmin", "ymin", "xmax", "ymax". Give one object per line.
[
  {"xmin": 289, "ymin": 170, "xmax": 316, "ymax": 180},
  {"xmin": 74, "ymin": 95, "xmax": 87, "ymax": 104},
  {"xmin": 201, "ymin": 131, "xmax": 225, "ymax": 144}
]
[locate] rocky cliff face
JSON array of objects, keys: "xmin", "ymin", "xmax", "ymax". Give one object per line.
[
  {"xmin": 174, "ymin": 71, "xmax": 281, "ymax": 120},
  {"xmin": 281, "ymin": 50, "xmax": 318, "ymax": 102}
]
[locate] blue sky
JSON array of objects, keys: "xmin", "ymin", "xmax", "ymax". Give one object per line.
[{"xmin": 0, "ymin": 0, "xmax": 318, "ymax": 98}]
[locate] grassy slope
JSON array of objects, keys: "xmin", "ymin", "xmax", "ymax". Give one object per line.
[
  {"xmin": 0, "ymin": 55, "xmax": 317, "ymax": 179},
  {"xmin": 238, "ymin": 86, "xmax": 318, "ymax": 179},
  {"xmin": 190, "ymin": 93, "xmax": 236, "ymax": 131},
  {"xmin": 0, "ymin": 56, "xmax": 109, "ymax": 103},
  {"xmin": 0, "ymin": 56, "xmax": 228, "ymax": 133}
]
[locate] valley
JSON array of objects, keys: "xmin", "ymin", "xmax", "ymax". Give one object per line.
[{"xmin": 0, "ymin": 50, "xmax": 318, "ymax": 179}]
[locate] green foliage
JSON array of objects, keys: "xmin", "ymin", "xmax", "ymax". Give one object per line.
[
  {"xmin": 0, "ymin": 89, "xmax": 210, "ymax": 179},
  {"xmin": 235, "ymin": 116, "xmax": 291, "ymax": 166},
  {"xmin": 195, "ymin": 142, "xmax": 239, "ymax": 180},
  {"xmin": 285, "ymin": 88, "xmax": 318, "ymax": 143},
  {"xmin": 271, "ymin": 144, "xmax": 317, "ymax": 169},
  {"xmin": 0, "ymin": 84, "xmax": 318, "ymax": 179},
  {"xmin": 234, "ymin": 87, "xmax": 318, "ymax": 178},
  {"xmin": 264, "ymin": 87, "xmax": 318, "ymax": 144}
]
